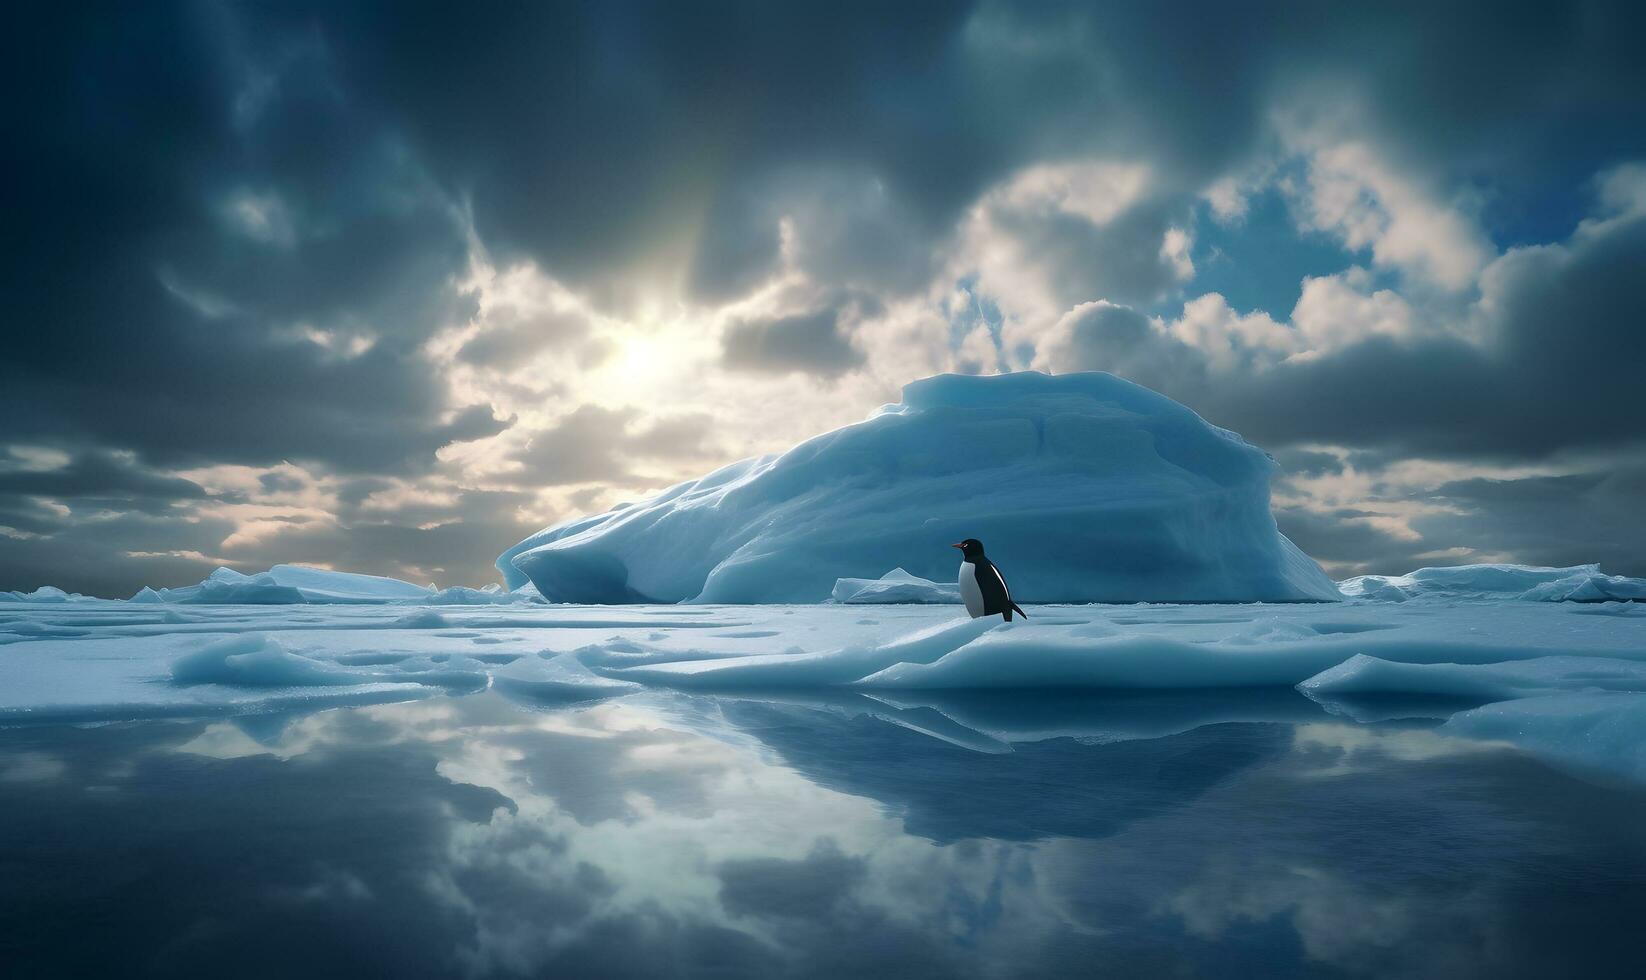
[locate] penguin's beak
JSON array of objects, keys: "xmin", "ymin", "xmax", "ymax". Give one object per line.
[{"xmin": 949, "ymin": 542, "xmax": 964, "ymax": 549}]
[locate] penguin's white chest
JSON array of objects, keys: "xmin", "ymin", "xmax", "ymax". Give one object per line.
[{"xmin": 958, "ymin": 561, "xmax": 986, "ymax": 618}]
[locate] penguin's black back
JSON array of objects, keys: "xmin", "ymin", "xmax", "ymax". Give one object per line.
[{"xmin": 973, "ymin": 557, "xmax": 1022, "ymax": 620}]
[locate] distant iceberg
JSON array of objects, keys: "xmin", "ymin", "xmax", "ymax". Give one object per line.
[
  {"xmin": 123, "ymin": 565, "xmax": 542, "ymax": 605},
  {"xmin": 831, "ymin": 568, "xmax": 961, "ymax": 604},
  {"xmin": 1338, "ymin": 563, "xmax": 1646, "ymax": 603},
  {"xmin": 0, "ymin": 585, "xmax": 86, "ymax": 603},
  {"xmin": 500, "ymin": 371, "xmax": 1342, "ymax": 604}
]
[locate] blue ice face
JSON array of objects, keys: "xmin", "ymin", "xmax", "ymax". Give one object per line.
[{"xmin": 500, "ymin": 371, "xmax": 1338, "ymax": 604}]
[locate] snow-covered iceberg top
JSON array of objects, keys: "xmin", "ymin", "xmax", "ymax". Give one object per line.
[
  {"xmin": 1338, "ymin": 563, "xmax": 1646, "ymax": 603},
  {"xmin": 500, "ymin": 371, "xmax": 1342, "ymax": 604}
]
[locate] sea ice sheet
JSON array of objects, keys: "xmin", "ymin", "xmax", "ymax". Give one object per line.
[{"xmin": 4, "ymin": 595, "xmax": 1645, "ymax": 784}]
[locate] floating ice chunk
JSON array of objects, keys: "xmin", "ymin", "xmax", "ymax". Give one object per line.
[
  {"xmin": 491, "ymin": 653, "xmax": 643, "ymax": 703},
  {"xmin": 1338, "ymin": 563, "xmax": 1646, "ymax": 603},
  {"xmin": 1518, "ymin": 571, "xmax": 1646, "ymax": 603},
  {"xmin": 501, "ymin": 371, "xmax": 1341, "ymax": 604},
  {"xmin": 855, "ymin": 631, "xmax": 1351, "ymax": 690},
  {"xmin": 1299, "ymin": 654, "xmax": 1646, "ymax": 703},
  {"xmin": 1443, "ymin": 694, "xmax": 1646, "ymax": 782},
  {"xmin": 172, "ymin": 634, "xmax": 361, "ymax": 687},
  {"xmin": 599, "ymin": 616, "xmax": 1001, "ymax": 689},
  {"xmin": 390, "ymin": 610, "xmax": 451, "ymax": 629},
  {"xmin": 831, "ymin": 568, "xmax": 961, "ymax": 604}
]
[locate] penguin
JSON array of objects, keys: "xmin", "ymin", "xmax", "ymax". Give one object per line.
[{"xmin": 952, "ymin": 538, "xmax": 1028, "ymax": 621}]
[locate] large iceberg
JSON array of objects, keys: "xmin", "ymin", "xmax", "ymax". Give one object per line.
[{"xmin": 499, "ymin": 372, "xmax": 1341, "ymax": 604}]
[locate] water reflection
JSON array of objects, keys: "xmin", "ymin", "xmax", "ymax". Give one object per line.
[{"xmin": 2, "ymin": 690, "xmax": 1644, "ymax": 978}]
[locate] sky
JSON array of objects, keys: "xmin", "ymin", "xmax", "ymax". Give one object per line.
[{"xmin": 4, "ymin": 0, "xmax": 1646, "ymax": 597}]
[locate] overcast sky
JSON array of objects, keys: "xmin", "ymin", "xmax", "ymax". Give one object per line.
[{"xmin": 5, "ymin": 1, "xmax": 1645, "ymax": 596}]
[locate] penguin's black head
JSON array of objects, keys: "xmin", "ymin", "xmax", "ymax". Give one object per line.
[{"xmin": 950, "ymin": 538, "xmax": 985, "ymax": 559}]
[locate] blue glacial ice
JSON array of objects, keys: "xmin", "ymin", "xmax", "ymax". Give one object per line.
[
  {"xmin": 499, "ymin": 371, "xmax": 1342, "ymax": 604},
  {"xmin": 1442, "ymin": 694, "xmax": 1646, "ymax": 783},
  {"xmin": 1299, "ymin": 653, "xmax": 1646, "ymax": 702}
]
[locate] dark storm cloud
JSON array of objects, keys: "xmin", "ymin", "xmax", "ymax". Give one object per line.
[
  {"xmin": 0, "ymin": 452, "xmax": 208, "ymax": 505},
  {"xmin": 1046, "ymin": 201, "xmax": 1646, "ymax": 463},
  {"xmin": 258, "ymin": 471, "xmax": 306, "ymax": 494},
  {"xmin": 1041, "ymin": 302, "xmax": 1206, "ymax": 394},
  {"xmin": 1271, "ymin": 449, "xmax": 1344, "ymax": 480},
  {"xmin": 0, "ymin": 454, "xmax": 219, "ymax": 589},
  {"xmin": 1418, "ymin": 467, "xmax": 1646, "ymax": 576},
  {"xmin": 1, "ymin": 4, "xmax": 499, "ymax": 475},
  {"xmin": 12, "ymin": 0, "xmax": 1646, "ymax": 457},
  {"xmin": 280, "ymin": 1, "xmax": 990, "ymax": 305},
  {"xmin": 7, "ymin": 0, "xmax": 1646, "ymax": 591},
  {"xmin": 1217, "ymin": 209, "xmax": 1646, "ymax": 460},
  {"xmin": 219, "ymin": 488, "xmax": 547, "ymax": 589},
  {"xmin": 0, "ymin": 510, "xmax": 242, "ymax": 598},
  {"xmin": 721, "ymin": 309, "xmax": 865, "ymax": 377},
  {"xmin": 1271, "ymin": 506, "xmax": 1433, "ymax": 579},
  {"xmin": 989, "ymin": 196, "xmax": 1193, "ymax": 309}
]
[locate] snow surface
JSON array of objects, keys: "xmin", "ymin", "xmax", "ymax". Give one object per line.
[
  {"xmin": 4, "ymin": 595, "xmax": 1646, "ymax": 784},
  {"xmin": 499, "ymin": 372, "xmax": 1342, "ymax": 604},
  {"xmin": 1338, "ymin": 563, "xmax": 1646, "ymax": 603}
]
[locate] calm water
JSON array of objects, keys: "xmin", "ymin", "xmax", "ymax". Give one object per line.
[{"xmin": 2, "ymin": 689, "xmax": 1643, "ymax": 978}]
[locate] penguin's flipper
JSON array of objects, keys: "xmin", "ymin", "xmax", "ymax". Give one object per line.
[{"xmin": 1009, "ymin": 602, "xmax": 1028, "ymax": 619}]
